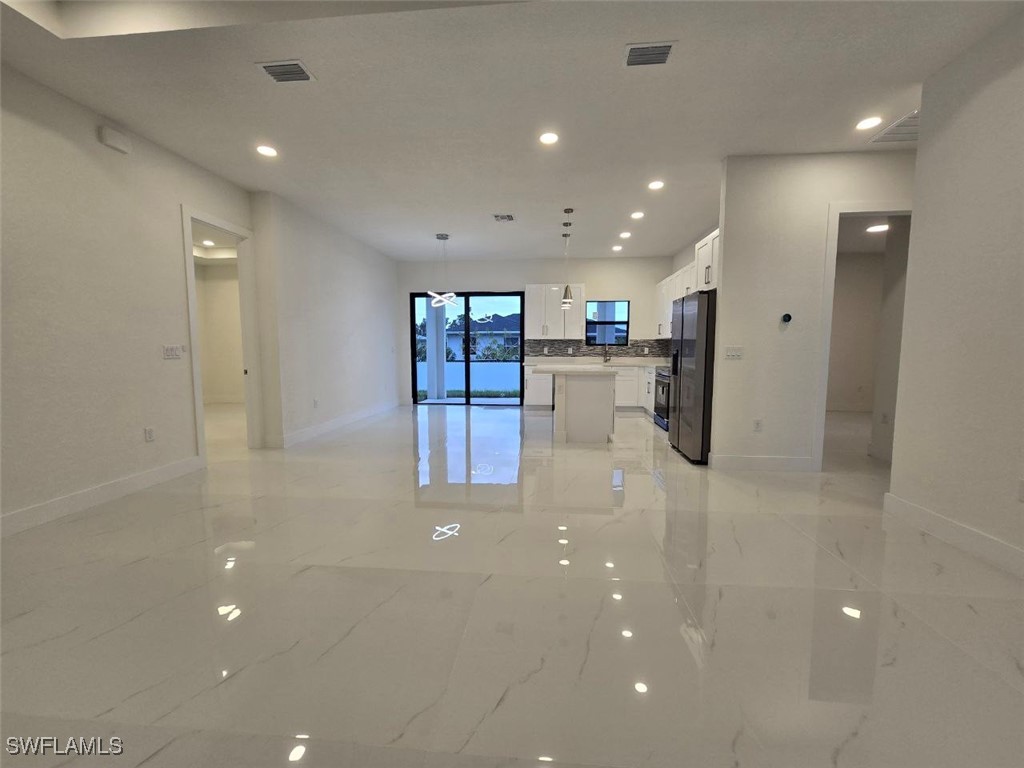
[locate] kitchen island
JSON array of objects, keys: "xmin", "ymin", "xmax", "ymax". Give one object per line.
[{"xmin": 530, "ymin": 365, "xmax": 617, "ymax": 443}]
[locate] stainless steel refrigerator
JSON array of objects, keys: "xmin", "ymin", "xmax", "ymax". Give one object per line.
[{"xmin": 669, "ymin": 290, "xmax": 716, "ymax": 464}]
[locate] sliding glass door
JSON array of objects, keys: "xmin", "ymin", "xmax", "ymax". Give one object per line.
[{"xmin": 411, "ymin": 292, "xmax": 523, "ymax": 405}]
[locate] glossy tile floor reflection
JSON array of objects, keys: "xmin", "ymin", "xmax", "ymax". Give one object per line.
[{"xmin": 2, "ymin": 407, "xmax": 1021, "ymax": 767}]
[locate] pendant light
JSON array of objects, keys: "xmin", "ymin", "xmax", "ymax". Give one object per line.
[
  {"xmin": 561, "ymin": 208, "xmax": 574, "ymax": 310},
  {"xmin": 428, "ymin": 233, "xmax": 456, "ymax": 308}
]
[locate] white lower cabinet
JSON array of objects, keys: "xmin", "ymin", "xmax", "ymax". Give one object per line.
[
  {"xmin": 614, "ymin": 368, "xmax": 639, "ymax": 407},
  {"xmin": 524, "ymin": 369, "xmax": 553, "ymax": 407},
  {"xmin": 641, "ymin": 367, "xmax": 656, "ymax": 413}
]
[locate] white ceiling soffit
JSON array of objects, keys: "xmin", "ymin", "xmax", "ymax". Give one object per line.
[
  {"xmin": 836, "ymin": 213, "xmax": 911, "ymax": 254},
  {"xmin": 1, "ymin": 2, "xmax": 1017, "ymax": 262},
  {"xmin": 6, "ymin": 0, "xmax": 516, "ymax": 39},
  {"xmin": 191, "ymin": 220, "xmax": 243, "ymax": 248}
]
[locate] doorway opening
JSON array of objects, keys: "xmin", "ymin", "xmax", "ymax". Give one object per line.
[
  {"xmin": 183, "ymin": 209, "xmax": 261, "ymax": 461},
  {"xmin": 822, "ymin": 211, "xmax": 911, "ymax": 473},
  {"xmin": 410, "ymin": 292, "xmax": 524, "ymax": 405}
]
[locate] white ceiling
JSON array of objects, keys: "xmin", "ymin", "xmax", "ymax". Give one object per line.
[
  {"xmin": 837, "ymin": 213, "xmax": 911, "ymax": 255},
  {"xmin": 2, "ymin": 2, "xmax": 1018, "ymax": 262},
  {"xmin": 191, "ymin": 219, "xmax": 243, "ymax": 248}
]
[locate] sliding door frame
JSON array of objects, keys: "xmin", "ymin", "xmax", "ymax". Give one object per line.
[{"xmin": 409, "ymin": 291, "xmax": 525, "ymax": 406}]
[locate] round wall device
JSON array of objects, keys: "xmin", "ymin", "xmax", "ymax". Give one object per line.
[{"xmin": 781, "ymin": 313, "xmax": 792, "ymax": 323}]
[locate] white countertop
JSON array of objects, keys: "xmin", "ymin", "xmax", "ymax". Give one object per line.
[
  {"xmin": 523, "ymin": 356, "xmax": 669, "ymax": 368},
  {"xmin": 531, "ymin": 365, "xmax": 617, "ymax": 376}
]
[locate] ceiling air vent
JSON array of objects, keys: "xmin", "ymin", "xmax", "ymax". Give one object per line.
[
  {"xmin": 258, "ymin": 59, "xmax": 314, "ymax": 83},
  {"xmin": 625, "ymin": 42, "xmax": 673, "ymax": 67},
  {"xmin": 493, "ymin": 214, "xmax": 515, "ymax": 222},
  {"xmin": 870, "ymin": 110, "xmax": 920, "ymax": 143}
]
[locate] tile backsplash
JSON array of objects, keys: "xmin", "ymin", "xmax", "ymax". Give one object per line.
[{"xmin": 524, "ymin": 338, "xmax": 670, "ymax": 358}]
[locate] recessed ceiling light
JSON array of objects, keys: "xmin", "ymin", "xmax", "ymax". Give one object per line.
[
  {"xmin": 256, "ymin": 144, "xmax": 278, "ymax": 157},
  {"xmin": 630, "ymin": 211, "xmax": 645, "ymax": 219},
  {"xmin": 539, "ymin": 132, "xmax": 559, "ymax": 145},
  {"xmin": 856, "ymin": 116, "xmax": 883, "ymax": 131},
  {"xmin": 842, "ymin": 606, "xmax": 862, "ymax": 619},
  {"xmin": 557, "ymin": 525, "xmax": 568, "ymax": 531},
  {"xmin": 605, "ymin": 562, "xmax": 615, "ymax": 568},
  {"xmin": 558, "ymin": 559, "xmax": 570, "ymax": 566},
  {"xmin": 648, "ymin": 180, "xmax": 665, "ymax": 190},
  {"xmin": 612, "ymin": 245, "xmax": 623, "ymax": 252},
  {"xmin": 619, "ymin": 232, "xmax": 631, "ymax": 239},
  {"xmin": 288, "ymin": 745, "xmax": 306, "ymax": 762},
  {"xmin": 612, "ymin": 592, "xmax": 622, "ymax": 600},
  {"xmin": 202, "ymin": 240, "xmax": 215, "ymax": 247},
  {"xmin": 634, "ymin": 682, "xmax": 648, "ymax": 693},
  {"xmin": 866, "ymin": 224, "xmax": 890, "ymax": 233},
  {"xmin": 558, "ymin": 538, "xmax": 569, "ymax": 545},
  {"xmin": 538, "ymin": 758, "xmax": 554, "ymax": 763},
  {"xmin": 294, "ymin": 734, "xmax": 310, "ymax": 739},
  {"xmin": 621, "ymin": 629, "xmax": 633, "ymax": 638}
]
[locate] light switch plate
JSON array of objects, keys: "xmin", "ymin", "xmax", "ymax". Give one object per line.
[
  {"xmin": 162, "ymin": 344, "xmax": 185, "ymax": 359},
  {"xmin": 724, "ymin": 346, "xmax": 744, "ymax": 359}
]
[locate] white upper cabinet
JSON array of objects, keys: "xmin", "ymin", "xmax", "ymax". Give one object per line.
[
  {"xmin": 653, "ymin": 228, "xmax": 720, "ymax": 338},
  {"xmin": 563, "ymin": 284, "xmax": 586, "ymax": 339},
  {"xmin": 525, "ymin": 284, "xmax": 585, "ymax": 340},
  {"xmin": 696, "ymin": 228, "xmax": 720, "ymax": 290},
  {"xmin": 654, "ymin": 277, "xmax": 672, "ymax": 338},
  {"xmin": 524, "ymin": 284, "xmax": 547, "ymax": 338}
]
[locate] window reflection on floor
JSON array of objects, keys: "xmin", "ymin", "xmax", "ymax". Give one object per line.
[{"xmin": 414, "ymin": 406, "xmax": 523, "ymax": 506}]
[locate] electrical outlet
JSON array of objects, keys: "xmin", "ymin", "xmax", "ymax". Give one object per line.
[
  {"xmin": 567, "ymin": 347, "xmax": 573, "ymax": 355},
  {"xmin": 143, "ymin": 427, "xmax": 155, "ymax": 442},
  {"xmin": 643, "ymin": 347, "xmax": 649, "ymax": 354},
  {"xmin": 543, "ymin": 347, "xmax": 549, "ymax": 355},
  {"xmin": 752, "ymin": 419, "xmax": 763, "ymax": 433}
]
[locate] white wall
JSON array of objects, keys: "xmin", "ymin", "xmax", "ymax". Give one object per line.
[
  {"xmin": 396, "ymin": 255, "xmax": 672, "ymax": 403},
  {"xmin": 887, "ymin": 13, "xmax": 1024, "ymax": 561},
  {"xmin": 195, "ymin": 260, "xmax": 245, "ymax": 404},
  {"xmin": 868, "ymin": 217, "xmax": 910, "ymax": 461},
  {"xmin": 252, "ymin": 192, "xmax": 401, "ymax": 446},
  {"xmin": 711, "ymin": 151, "xmax": 917, "ymax": 470},
  {"xmin": 827, "ymin": 253, "xmax": 883, "ymax": 412},
  {"xmin": 1, "ymin": 65, "xmax": 251, "ymax": 523}
]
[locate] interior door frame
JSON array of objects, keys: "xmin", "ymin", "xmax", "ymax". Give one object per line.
[
  {"xmin": 181, "ymin": 206, "xmax": 262, "ymax": 458},
  {"xmin": 814, "ymin": 199, "xmax": 912, "ymax": 470},
  {"xmin": 409, "ymin": 291, "xmax": 525, "ymax": 406}
]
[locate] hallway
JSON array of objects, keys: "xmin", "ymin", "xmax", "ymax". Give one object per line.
[{"xmin": 2, "ymin": 408, "xmax": 1020, "ymax": 767}]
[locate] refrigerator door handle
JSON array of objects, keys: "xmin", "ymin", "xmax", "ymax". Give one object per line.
[{"xmin": 671, "ymin": 350, "xmax": 679, "ymax": 376}]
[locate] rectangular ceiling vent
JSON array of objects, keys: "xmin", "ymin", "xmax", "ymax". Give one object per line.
[
  {"xmin": 871, "ymin": 110, "xmax": 920, "ymax": 143},
  {"xmin": 493, "ymin": 214, "xmax": 515, "ymax": 222},
  {"xmin": 625, "ymin": 42, "xmax": 673, "ymax": 67},
  {"xmin": 258, "ymin": 59, "xmax": 314, "ymax": 83}
]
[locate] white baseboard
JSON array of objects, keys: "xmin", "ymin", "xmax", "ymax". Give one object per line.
[
  {"xmin": 282, "ymin": 403, "xmax": 397, "ymax": 448},
  {"xmin": 709, "ymin": 453, "xmax": 820, "ymax": 472},
  {"xmin": 1, "ymin": 455, "xmax": 205, "ymax": 537},
  {"xmin": 884, "ymin": 492, "xmax": 1024, "ymax": 578}
]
